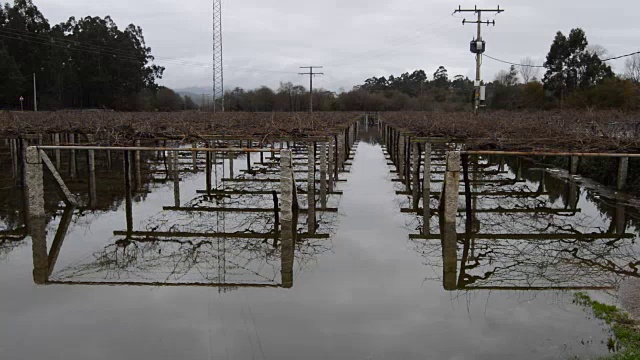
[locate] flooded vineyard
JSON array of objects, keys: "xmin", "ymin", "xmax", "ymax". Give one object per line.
[{"xmin": 1, "ymin": 115, "xmax": 639, "ymax": 359}]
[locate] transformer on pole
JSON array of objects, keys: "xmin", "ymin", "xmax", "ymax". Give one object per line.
[{"xmin": 213, "ymin": 0, "xmax": 224, "ymax": 112}]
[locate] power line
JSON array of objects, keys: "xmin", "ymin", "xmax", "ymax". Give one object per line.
[
  {"xmin": 483, "ymin": 54, "xmax": 545, "ymax": 68},
  {"xmin": 0, "ymin": 32, "xmax": 297, "ymax": 77},
  {"xmin": 602, "ymin": 50, "xmax": 640, "ymax": 62},
  {"xmin": 484, "ymin": 50, "xmax": 640, "ymax": 69}
]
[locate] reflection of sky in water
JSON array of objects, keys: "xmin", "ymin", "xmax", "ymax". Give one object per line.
[
  {"xmin": 396, "ymin": 150, "xmax": 640, "ymax": 293},
  {"xmin": 0, "ymin": 134, "xmax": 636, "ymax": 359}
]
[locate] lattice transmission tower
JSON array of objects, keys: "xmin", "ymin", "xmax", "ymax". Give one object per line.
[{"xmin": 212, "ymin": 0, "xmax": 224, "ymax": 112}]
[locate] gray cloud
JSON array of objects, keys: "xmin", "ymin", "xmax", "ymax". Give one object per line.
[{"xmin": 38, "ymin": 0, "xmax": 640, "ymax": 92}]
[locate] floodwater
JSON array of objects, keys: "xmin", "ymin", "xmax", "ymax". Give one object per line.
[{"xmin": 0, "ymin": 129, "xmax": 639, "ymax": 359}]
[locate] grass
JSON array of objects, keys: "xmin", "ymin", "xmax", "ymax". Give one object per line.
[{"xmin": 573, "ymin": 292, "xmax": 640, "ymax": 360}]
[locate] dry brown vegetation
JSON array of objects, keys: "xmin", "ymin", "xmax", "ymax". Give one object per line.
[
  {"xmin": 0, "ymin": 111, "xmax": 361, "ymax": 144},
  {"xmin": 3, "ymin": 110, "xmax": 640, "ymax": 152},
  {"xmin": 381, "ymin": 111, "xmax": 640, "ymax": 152}
]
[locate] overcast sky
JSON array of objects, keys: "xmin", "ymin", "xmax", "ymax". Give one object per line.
[{"xmin": 37, "ymin": 0, "xmax": 640, "ymax": 93}]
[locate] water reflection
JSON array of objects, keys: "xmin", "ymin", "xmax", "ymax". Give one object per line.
[
  {"xmin": 12, "ymin": 135, "xmax": 355, "ymax": 289},
  {"xmin": 390, "ymin": 140, "xmax": 640, "ymax": 294}
]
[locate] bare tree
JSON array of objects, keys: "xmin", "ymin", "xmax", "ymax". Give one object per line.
[
  {"xmin": 625, "ymin": 54, "xmax": 640, "ymax": 83},
  {"xmin": 519, "ymin": 57, "xmax": 539, "ymax": 83},
  {"xmin": 587, "ymin": 44, "xmax": 609, "ymax": 58}
]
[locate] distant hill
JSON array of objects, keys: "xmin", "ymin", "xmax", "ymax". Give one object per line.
[{"xmin": 174, "ymin": 86, "xmax": 213, "ymax": 97}]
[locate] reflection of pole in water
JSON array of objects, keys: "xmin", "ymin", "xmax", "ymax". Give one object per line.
[
  {"xmin": 307, "ymin": 143, "xmax": 316, "ymax": 234},
  {"xmin": 192, "ymin": 143, "xmax": 198, "ymax": 171},
  {"xmin": 568, "ymin": 181, "xmax": 579, "ymax": 211},
  {"xmin": 617, "ymin": 157, "xmax": 629, "ymax": 190},
  {"xmin": 538, "ymin": 170, "xmax": 546, "ymax": 193},
  {"xmin": 229, "ymin": 152, "xmax": 234, "ymax": 179},
  {"xmin": 135, "ymin": 140, "xmax": 142, "ymax": 191},
  {"xmin": 69, "ymin": 133, "xmax": 77, "ymax": 179},
  {"xmin": 124, "ymin": 151, "xmax": 133, "ymax": 236},
  {"xmin": 173, "ymin": 150, "xmax": 180, "ymax": 207},
  {"xmin": 30, "ymin": 215, "xmax": 48, "ymax": 284},
  {"xmin": 441, "ymin": 220, "xmax": 458, "ymax": 291},
  {"xmin": 10, "ymin": 138, "xmax": 19, "ymax": 178},
  {"xmin": 570, "ymin": 156, "xmax": 580, "ymax": 175},
  {"xmin": 614, "ymin": 201, "xmax": 628, "ymax": 235},
  {"xmin": 88, "ymin": 150, "xmax": 97, "ymax": 208},
  {"xmin": 516, "ymin": 157, "xmax": 523, "ymax": 181},
  {"xmin": 53, "ymin": 134, "xmax": 61, "ymax": 170}
]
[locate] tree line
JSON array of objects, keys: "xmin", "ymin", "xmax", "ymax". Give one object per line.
[
  {"xmin": 0, "ymin": 0, "xmax": 184, "ymax": 111},
  {"xmin": 218, "ymin": 28, "xmax": 640, "ymax": 112},
  {"xmin": 1, "ymin": 1, "xmax": 638, "ymax": 112}
]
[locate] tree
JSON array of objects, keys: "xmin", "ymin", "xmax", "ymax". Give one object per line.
[
  {"xmin": 495, "ymin": 65, "xmax": 519, "ymax": 86},
  {"xmin": 543, "ymin": 28, "xmax": 613, "ymax": 99},
  {"xmin": 155, "ymin": 87, "xmax": 183, "ymax": 111},
  {"xmin": 625, "ymin": 54, "xmax": 640, "ymax": 83},
  {"xmin": 519, "ymin": 57, "xmax": 539, "ymax": 83},
  {"xmin": 433, "ymin": 66, "xmax": 449, "ymax": 87},
  {"xmin": 0, "ymin": 48, "xmax": 25, "ymax": 108},
  {"xmin": 184, "ymin": 95, "xmax": 197, "ymax": 110},
  {"xmin": 520, "ymin": 82, "xmax": 545, "ymax": 109},
  {"xmin": 0, "ymin": 0, "xmax": 164, "ymax": 110}
]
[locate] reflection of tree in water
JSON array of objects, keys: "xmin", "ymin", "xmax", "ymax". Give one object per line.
[
  {"xmin": 53, "ymin": 180, "xmax": 339, "ymax": 285},
  {"xmin": 0, "ymin": 237, "xmax": 26, "ymax": 261},
  {"xmin": 55, "ymin": 236, "xmax": 282, "ymax": 285},
  {"xmin": 405, "ymin": 155, "xmax": 640, "ymax": 291},
  {"xmin": 457, "ymin": 236, "xmax": 639, "ymax": 289}
]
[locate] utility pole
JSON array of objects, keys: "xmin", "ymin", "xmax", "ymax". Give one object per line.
[
  {"xmin": 33, "ymin": 73, "xmax": 38, "ymax": 112},
  {"xmin": 454, "ymin": 5, "xmax": 504, "ymax": 114},
  {"xmin": 299, "ymin": 66, "xmax": 324, "ymax": 113}
]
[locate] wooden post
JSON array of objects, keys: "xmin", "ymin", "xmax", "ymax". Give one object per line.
[
  {"xmin": 423, "ymin": 143, "xmax": 432, "ymax": 234},
  {"xmin": 308, "ymin": 143, "xmax": 316, "ymax": 234},
  {"xmin": 337, "ymin": 132, "xmax": 345, "ymax": 171},
  {"xmin": 205, "ymin": 152, "xmax": 212, "ymax": 194},
  {"xmin": 441, "ymin": 151, "xmax": 461, "ymax": 224},
  {"xmin": 280, "ymin": 149, "xmax": 296, "ymax": 235},
  {"xmin": 24, "ymin": 147, "xmax": 45, "ymax": 219},
  {"xmin": 320, "ymin": 142, "xmax": 328, "ymax": 209},
  {"xmin": 411, "ymin": 142, "xmax": 420, "ymax": 210},
  {"xmin": 328, "ymin": 139, "xmax": 335, "ymax": 192},
  {"xmin": 617, "ymin": 157, "xmax": 629, "ymax": 190},
  {"xmin": 173, "ymin": 152, "xmax": 180, "ymax": 207}
]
